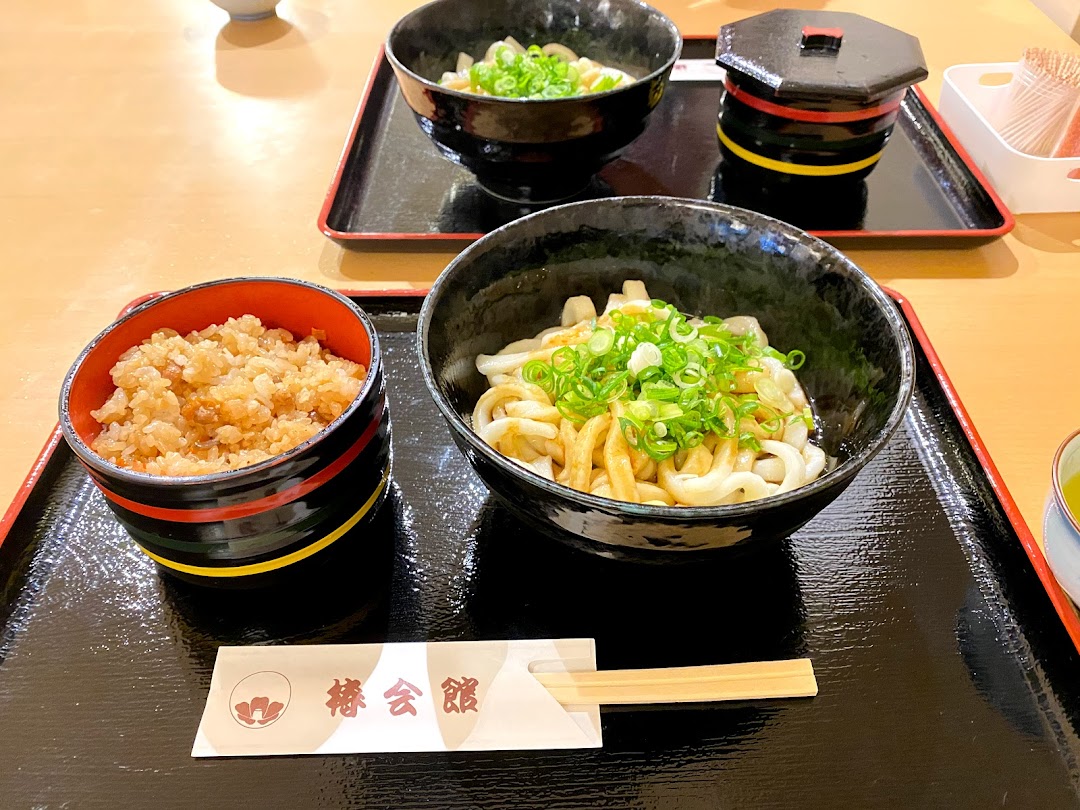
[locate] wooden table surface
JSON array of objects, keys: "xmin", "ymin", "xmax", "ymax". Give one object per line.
[{"xmin": 2, "ymin": 0, "xmax": 1078, "ymax": 557}]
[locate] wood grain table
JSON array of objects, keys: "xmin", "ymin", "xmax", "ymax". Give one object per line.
[{"xmin": 1, "ymin": 0, "xmax": 1078, "ymax": 565}]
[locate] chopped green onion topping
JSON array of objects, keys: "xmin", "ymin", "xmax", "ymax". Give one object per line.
[
  {"xmin": 587, "ymin": 327, "xmax": 615, "ymax": 356},
  {"xmin": 522, "ymin": 299, "xmax": 810, "ymax": 461},
  {"xmin": 449, "ymin": 44, "xmax": 627, "ymax": 99}
]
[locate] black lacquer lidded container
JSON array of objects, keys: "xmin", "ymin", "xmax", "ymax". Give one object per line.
[{"xmin": 715, "ymin": 9, "xmax": 928, "ymax": 185}]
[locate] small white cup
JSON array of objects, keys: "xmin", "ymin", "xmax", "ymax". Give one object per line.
[
  {"xmin": 1044, "ymin": 428, "xmax": 1080, "ymax": 607},
  {"xmin": 210, "ymin": 0, "xmax": 282, "ymax": 22}
]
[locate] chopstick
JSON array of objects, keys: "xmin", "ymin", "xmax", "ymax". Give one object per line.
[{"xmin": 533, "ymin": 659, "xmax": 817, "ymax": 705}]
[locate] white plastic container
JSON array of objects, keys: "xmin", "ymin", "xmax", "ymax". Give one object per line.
[{"xmin": 939, "ymin": 62, "xmax": 1080, "ymax": 214}]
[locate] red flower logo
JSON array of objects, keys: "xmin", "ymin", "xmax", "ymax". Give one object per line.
[
  {"xmin": 228, "ymin": 671, "xmax": 291, "ymax": 729},
  {"xmin": 234, "ymin": 695, "xmax": 285, "ymax": 726}
]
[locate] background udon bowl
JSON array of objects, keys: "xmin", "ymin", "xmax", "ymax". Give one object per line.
[
  {"xmin": 59, "ymin": 278, "xmax": 391, "ymax": 588},
  {"xmin": 385, "ymin": 0, "xmax": 681, "ymax": 204},
  {"xmin": 419, "ymin": 196, "xmax": 915, "ymax": 558}
]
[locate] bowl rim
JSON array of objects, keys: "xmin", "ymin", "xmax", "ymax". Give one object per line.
[
  {"xmin": 59, "ymin": 276, "xmax": 383, "ymax": 488},
  {"xmin": 384, "ymin": 0, "xmax": 683, "ymax": 106},
  {"xmin": 418, "ymin": 195, "xmax": 916, "ymax": 520},
  {"xmin": 1052, "ymin": 427, "xmax": 1080, "ymax": 536}
]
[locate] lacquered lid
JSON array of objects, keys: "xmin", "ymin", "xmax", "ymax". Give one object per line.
[{"xmin": 716, "ymin": 9, "xmax": 928, "ymax": 103}]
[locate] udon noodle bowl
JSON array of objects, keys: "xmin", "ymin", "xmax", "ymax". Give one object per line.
[
  {"xmin": 90, "ymin": 315, "xmax": 367, "ymax": 477},
  {"xmin": 472, "ymin": 281, "xmax": 827, "ymax": 506},
  {"xmin": 438, "ymin": 36, "xmax": 636, "ymax": 98}
]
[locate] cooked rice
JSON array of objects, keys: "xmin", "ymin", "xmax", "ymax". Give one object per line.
[{"xmin": 90, "ymin": 314, "xmax": 367, "ymax": 476}]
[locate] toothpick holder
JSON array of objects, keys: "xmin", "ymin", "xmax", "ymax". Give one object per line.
[{"xmin": 939, "ymin": 62, "xmax": 1080, "ymax": 214}]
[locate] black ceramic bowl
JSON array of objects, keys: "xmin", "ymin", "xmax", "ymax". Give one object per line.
[
  {"xmin": 418, "ymin": 197, "xmax": 915, "ymax": 558},
  {"xmin": 385, "ymin": 0, "xmax": 681, "ymax": 204},
  {"xmin": 59, "ymin": 278, "xmax": 391, "ymax": 588}
]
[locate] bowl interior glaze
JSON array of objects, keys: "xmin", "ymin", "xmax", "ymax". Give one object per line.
[
  {"xmin": 65, "ymin": 279, "xmax": 375, "ymax": 467},
  {"xmin": 389, "ymin": 0, "xmax": 679, "ymax": 91},
  {"xmin": 422, "ymin": 197, "xmax": 914, "ymax": 516}
]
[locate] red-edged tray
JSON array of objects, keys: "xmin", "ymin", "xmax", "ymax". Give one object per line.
[
  {"xmin": 896, "ymin": 293, "xmax": 1080, "ymax": 652},
  {"xmin": 1, "ymin": 289, "xmax": 1075, "ymax": 652},
  {"xmin": 318, "ymin": 37, "xmax": 1014, "ymax": 246},
  {"xmin": 2, "ymin": 289, "xmax": 1080, "ymax": 808}
]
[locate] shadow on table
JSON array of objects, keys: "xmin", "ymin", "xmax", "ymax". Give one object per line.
[
  {"xmin": 1011, "ymin": 213, "xmax": 1080, "ymax": 254},
  {"xmin": 863, "ymin": 235, "xmax": 1020, "ymax": 282},
  {"xmin": 317, "ymin": 239, "xmax": 449, "ymax": 288},
  {"xmin": 215, "ymin": 14, "xmax": 327, "ymax": 98}
]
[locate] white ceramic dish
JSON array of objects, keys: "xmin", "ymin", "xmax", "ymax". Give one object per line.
[{"xmin": 1044, "ymin": 497, "xmax": 1080, "ymax": 608}]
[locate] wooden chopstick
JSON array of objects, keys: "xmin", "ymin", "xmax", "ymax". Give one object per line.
[{"xmin": 533, "ymin": 659, "xmax": 817, "ymax": 706}]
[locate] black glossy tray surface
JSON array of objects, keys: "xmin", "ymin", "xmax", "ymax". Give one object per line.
[
  {"xmin": 2, "ymin": 296, "xmax": 1079, "ymax": 808},
  {"xmin": 321, "ymin": 39, "xmax": 1010, "ymax": 243}
]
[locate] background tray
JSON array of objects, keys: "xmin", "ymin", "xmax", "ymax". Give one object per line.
[
  {"xmin": 319, "ymin": 39, "xmax": 1014, "ymax": 246},
  {"xmin": 2, "ymin": 293, "xmax": 1079, "ymax": 808}
]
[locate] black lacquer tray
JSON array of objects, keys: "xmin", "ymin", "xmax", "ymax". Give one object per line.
[
  {"xmin": 2, "ymin": 292, "xmax": 1080, "ymax": 808},
  {"xmin": 319, "ymin": 38, "xmax": 1014, "ymax": 246}
]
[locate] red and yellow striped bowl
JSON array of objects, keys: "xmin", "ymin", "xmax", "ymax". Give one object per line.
[
  {"xmin": 59, "ymin": 278, "xmax": 391, "ymax": 588},
  {"xmin": 717, "ymin": 74, "xmax": 906, "ymax": 183}
]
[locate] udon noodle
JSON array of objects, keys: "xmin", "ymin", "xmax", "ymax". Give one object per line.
[
  {"xmin": 472, "ymin": 282, "xmax": 827, "ymax": 506},
  {"xmin": 439, "ymin": 36, "xmax": 635, "ymax": 98}
]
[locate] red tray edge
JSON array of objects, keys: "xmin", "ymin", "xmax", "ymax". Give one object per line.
[
  {"xmin": 888, "ymin": 288, "xmax": 1080, "ymax": 652},
  {"xmin": 318, "ymin": 47, "xmax": 387, "ymax": 242},
  {"xmin": 3, "ymin": 287, "xmax": 1075, "ymax": 653},
  {"xmin": 316, "ymin": 37, "xmax": 1015, "ymax": 243}
]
